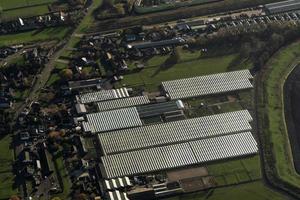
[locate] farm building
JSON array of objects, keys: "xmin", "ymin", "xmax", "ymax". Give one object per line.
[
  {"xmin": 100, "ymin": 132, "xmax": 258, "ymax": 178},
  {"xmin": 77, "ymin": 88, "xmax": 130, "ymax": 104},
  {"xmin": 265, "ymin": 0, "xmax": 300, "ymax": 14},
  {"xmin": 97, "ymin": 96, "xmax": 150, "ymax": 111},
  {"xmin": 98, "ymin": 110, "xmax": 252, "ymax": 155},
  {"xmin": 136, "ymin": 100, "xmax": 184, "ymax": 118},
  {"xmin": 162, "ymin": 70, "xmax": 253, "ymax": 100},
  {"xmin": 98, "ymin": 110, "xmax": 257, "ymax": 178},
  {"xmin": 68, "ymin": 78, "xmax": 103, "ymax": 91},
  {"xmin": 82, "ymin": 107, "xmax": 143, "ymax": 134}
]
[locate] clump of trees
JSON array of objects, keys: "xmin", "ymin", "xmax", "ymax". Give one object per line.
[
  {"xmin": 163, "ymin": 47, "xmax": 181, "ymax": 68},
  {"xmin": 188, "ymin": 21, "xmax": 300, "ymax": 72}
]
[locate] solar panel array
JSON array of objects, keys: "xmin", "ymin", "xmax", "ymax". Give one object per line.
[
  {"xmin": 98, "ymin": 110, "xmax": 252, "ymax": 155},
  {"xmin": 265, "ymin": 0, "xmax": 300, "ymax": 14},
  {"xmin": 82, "ymin": 107, "xmax": 142, "ymax": 133},
  {"xmin": 101, "ymin": 132, "xmax": 258, "ymax": 178},
  {"xmin": 97, "ymin": 96, "xmax": 150, "ymax": 111},
  {"xmin": 78, "ymin": 88, "xmax": 129, "ymax": 104},
  {"xmin": 162, "ymin": 70, "xmax": 253, "ymax": 100}
]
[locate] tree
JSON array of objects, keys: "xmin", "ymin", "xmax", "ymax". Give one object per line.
[
  {"xmin": 164, "ymin": 47, "xmax": 181, "ymax": 67},
  {"xmin": 114, "ymin": 3, "xmax": 125, "ymax": 15},
  {"xmin": 60, "ymin": 68, "xmax": 73, "ymax": 80},
  {"xmin": 51, "ymin": 198, "xmax": 62, "ymax": 200},
  {"xmin": 102, "ymin": 0, "xmax": 114, "ymax": 9}
]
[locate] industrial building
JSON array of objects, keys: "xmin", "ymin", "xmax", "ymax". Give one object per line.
[
  {"xmin": 162, "ymin": 70, "xmax": 253, "ymax": 100},
  {"xmin": 265, "ymin": 0, "xmax": 300, "ymax": 14}
]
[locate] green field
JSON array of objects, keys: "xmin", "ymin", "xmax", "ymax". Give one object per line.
[
  {"xmin": 257, "ymin": 41, "xmax": 300, "ymax": 187},
  {"xmin": 0, "ymin": 0, "xmax": 55, "ymax": 10},
  {"xmin": 52, "ymin": 150, "xmax": 72, "ymax": 199},
  {"xmin": 207, "ymin": 156, "xmax": 261, "ymax": 186},
  {"xmin": 166, "ymin": 181, "xmax": 286, "ymax": 200},
  {"xmin": 116, "ymin": 50, "xmax": 242, "ymax": 91},
  {"xmin": 166, "ymin": 156, "xmax": 285, "ymax": 200},
  {"xmin": 0, "ymin": 135, "xmax": 17, "ymax": 199},
  {"xmin": 0, "ymin": 27, "xmax": 71, "ymax": 47},
  {"xmin": 2, "ymin": 5, "xmax": 50, "ymax": 21}
]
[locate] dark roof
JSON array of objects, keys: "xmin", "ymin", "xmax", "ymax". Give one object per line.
[
  {"xmin": 265, "ymin": 0, "xmax": 300, "ymax": 13},
  {"xmin": 68, "ymin": 78, "xmax": 103, "ymax": 90},
  {"xmin": 128, "ymin": 37, "xmax": 185, "ymax": 49},
  {"xmin": 137, "ymin": 101, "xmax": 182, "ymax": 118}
]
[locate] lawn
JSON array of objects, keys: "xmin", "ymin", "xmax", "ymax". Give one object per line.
[
  {"xmin": 257, "ymin": 41, "xmax": 300, "ymax": 187},
  {"xmin": 117, "ymin": 53, "xmax": 237, "ymax": 91},
  {"xmin": 0, "ymin": 27, "xmax": 71, "ymax": 47},
  {"xmin": 166, "ymin": 181, "xmax": 286, "ymax": 200},
  {"xmin": 0, "ymin": 135, "xmax": 17, "ymax": 199}
]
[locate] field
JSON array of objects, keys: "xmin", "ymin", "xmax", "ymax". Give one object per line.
[
  {"xmin": 207, "ymin": 156, "xmax": 261, "ymax": 186},
  {"xmin": 0, "ymin": 0, "xmax": 56, "ymax": 21},
  {"xmin": 116, "ymin": 49, "xmax": 248, "ymax": 91},
  {"xmin": 0, "ymin": 135, "xmax": 18, "ymax": 199},
  {"xmin": 166, "ymin": 181, "xmax": 286, "ymax": 200},
  {"xmin": 0, "ymin": 0, "xmax": 55, "ymax": 10},
  {"xmin": 257, "ymin": 41, "xmax": 300, "ymax": 188},
  {"xmin": 0, "ymin": 27, "xmax": 71, "ymax": 47},
  {"xmin": 166, "ymin": 156, "xmax": 286, "ymax": 200}
]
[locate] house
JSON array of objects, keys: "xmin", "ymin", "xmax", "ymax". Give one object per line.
[{"xmin": 0, "ymin": 97, "xmax": 12, "ymax": 109}]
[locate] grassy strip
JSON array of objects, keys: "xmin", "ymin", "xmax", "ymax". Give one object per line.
[
  {"xmin": 2, "ymin": 5, "xmax": 50, "ymax": 21},
  {"xmin": 0, "ymin": 135, "xmax": 17, "ymax": 199},
  {"xmin": 0, "ymin": 27, "xmax": 71, "ymax": 47},
  {"xmin": 52, "ymin": 151, "xmax": 71, "ymax": 199},
  {"xmin": 257, "ymin": 41, "xmax": 300, "ymax": 193}
]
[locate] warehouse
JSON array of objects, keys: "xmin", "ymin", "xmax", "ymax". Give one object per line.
[
  {"xmin": 265, "ymin": 0, "xmax": 300, "ymax": 14},
  {"xmin": 82, "ymin": 107, "xmax": 143, "ymax": 133},
  {"xmin": 162, "ymin": 70, "xmax": 253, "ymax": 100},
  {"xmin": 97, "ymin": 96, "xmax": 150, "ymax": 111},
  {"xmin": 77, "ymin": 88, "xmax": 130, "ymax": 104},
  {"xmin": 98, "ymin": 110, "xmax": 253, "ymax": 155},
  {"xmin": 100, "ymin": 132, "xmax": 258, "ymax": 178}
]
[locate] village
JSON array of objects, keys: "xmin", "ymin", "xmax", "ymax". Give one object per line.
[{"xmin": 2, "ymin": 0, "xmax": 300, "ymax": 200}]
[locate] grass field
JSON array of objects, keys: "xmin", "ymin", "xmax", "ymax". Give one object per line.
[
  {"xmin": 258, "ymin": 41, "xmax": 300, "ymax": 187},
  {"xmin": 0, "ymin": 0, "xmax": 55, "ymax": 10},
  {"xmin": 207, "ymin": 156, "xmax": 261, "ymax": 186},
  {"xmin": 0, "ymin": 27, "xmax": 71, "ymax": 47},
  {"xmin": 0, "ymin": 0, "xmax": 56, "ymax": 21},
  {"xmin": 166, "ymin": 181, "xmax": 286, "ymax": 200},
  {"xmin": 0, "ymin": 135, "xmax": 17, "ymax": 199},
  {"xmin": 117, "ymin": 50, "xmax": 240, "ymax": 91},
  {"xmin": 2, "ymin": 5, "xmax": 50, "ymax": 21}
]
